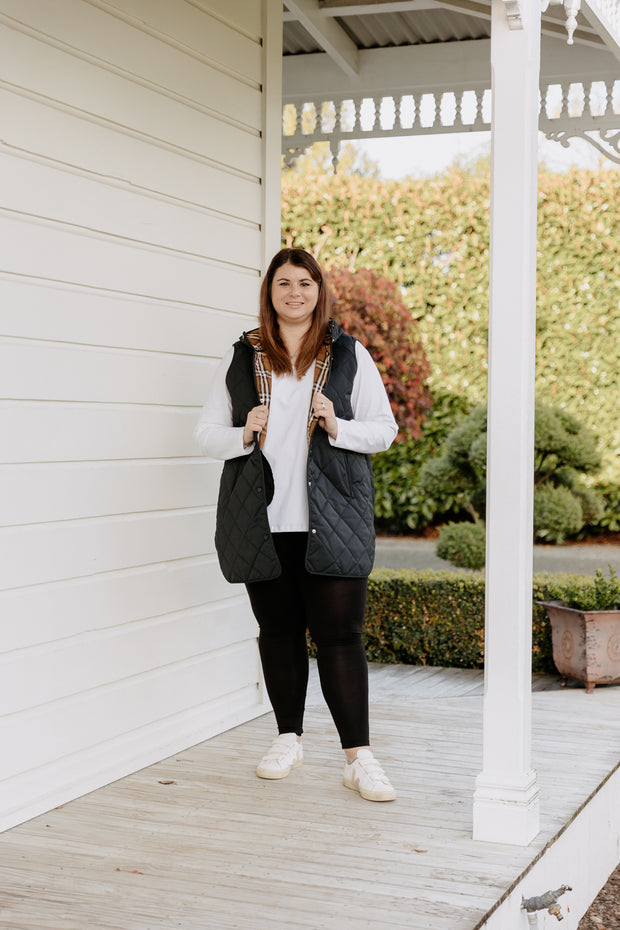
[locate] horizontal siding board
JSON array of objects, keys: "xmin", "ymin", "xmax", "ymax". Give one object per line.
[
  {"xmin": 0, "ymin": 403, "xmax": 201, "ymax": 462},
  {"xmin": 0, "ymin": 155, "xmax": 261, "ymax": 270},
  {"xmin": 0, "ymin": 27, "xmax": 262, "ymax": 176},
  {"xmin": 1, "ymin": 0, "xmax": 262, "ymax": 125},
  {"xmin": 1, "ymin": 509, "xmax": 216, "ymax": 589},
  {"xmin": 0, "ymin": 277, "xmax": 257, "ymax": 357},
  {"xmin": 0, "ymin": 215, "xmax": 261, "ymax": 305},
  {"xmin": 1, "ymin": 603, "xmax": 258, "ymax": 716},
  {"xmin": 0, "ymin": 339, "xmax": 215, "ymax": 405},
  {"xmin": 2, "ymin": 0, "xmax": 262, "ymax": 123},
  {"xmin": 0, "ymin": 557, "xmax": 241, "ymax": 652},
  {"xmin": 191, "ymin": 0, "xmax": 263, "ymax": 40},
  {"xmin": 0, "ymin": 460, "xmax": 220, "ymax": 526},
  {"xmin": 0, "ymin": 681, "xmax": 264, "ymax": 834},
  {"xmin": 0, "ymin": 639, "xmax": 260, "ymax": 780},
  {"xmin": 0, "ymin": 90, "xmax": 262, "ymax": 224},
  {"xmin": 93, "ymin": 0, "xmax": 263, "ymax": 85},
  {"xmin": 0, "ymin": 0, "xmax": 268, "ymax": 831}
]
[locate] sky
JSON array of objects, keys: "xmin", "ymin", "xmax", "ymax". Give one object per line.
[{"xmin": 353, "ymin": 130, "xmax": 616, "ymax": 180}]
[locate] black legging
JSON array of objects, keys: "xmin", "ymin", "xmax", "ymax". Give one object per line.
[{"xmin": 245, "ymin": 532, "xmax": 369, "ymax": 749}]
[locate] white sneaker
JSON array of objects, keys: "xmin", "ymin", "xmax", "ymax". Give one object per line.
[
  {"xmin": 343, "ymin": 748, "xmax": 396, "ymax": 801},
  {"xmin": 256, "ymin": 733, "xmax": 303, "ymax": 780}
]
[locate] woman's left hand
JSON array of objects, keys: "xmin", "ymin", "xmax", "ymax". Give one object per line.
[{"xmin": 313, "ymin": 392, "xmax": 338, "ymax": 440}]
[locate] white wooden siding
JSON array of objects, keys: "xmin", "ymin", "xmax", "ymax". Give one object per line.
[{"xmin": 0, "ymin": 0, "xmax": 279, "ymax": 832}]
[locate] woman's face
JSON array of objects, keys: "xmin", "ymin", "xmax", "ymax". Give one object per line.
[{"xmin": 270, "ymin": 262, "xmax": 320, "ymax": 329}]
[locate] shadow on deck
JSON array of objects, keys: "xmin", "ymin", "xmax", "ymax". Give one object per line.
[{"xmin": 0, "ymin": 664, "xmax": 618, "ymax": 930}]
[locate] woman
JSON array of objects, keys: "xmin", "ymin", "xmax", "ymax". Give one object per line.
[{"xmin": 194, "ymin": 248, "xmax": 398, "ymax": 802}]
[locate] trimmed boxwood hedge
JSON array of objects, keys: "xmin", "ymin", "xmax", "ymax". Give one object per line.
[{"xmin": 360, "ymin": 569, "xmax": 613, "ymax": 674}]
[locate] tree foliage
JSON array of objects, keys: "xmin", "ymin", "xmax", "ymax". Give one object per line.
[
  {"xmin": 327, "ymin": 267, "xmax": 432, "ymax": 437},
  {"xmin": 417, "ymin": 401, "xmax": 602, "ymax": 548},
  {"xmin": 281, "ymin": 164, "xmax": 619, "ymax": 479},
  {"xmin": 372, "ymin": 390, "xmax": 471, "ymax": 531}
]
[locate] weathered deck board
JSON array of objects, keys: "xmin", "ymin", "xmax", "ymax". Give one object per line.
[{"xmin": 0, "ymin": 664, "xmax": 618, "ymax": 930}]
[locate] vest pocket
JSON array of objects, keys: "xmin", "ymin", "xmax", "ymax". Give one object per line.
[{"xmin": 320, "ymin": 446, "xmax": 354, "ymax": 499}]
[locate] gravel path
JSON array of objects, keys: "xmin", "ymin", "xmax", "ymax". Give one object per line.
[
  {"xmin": 578, "ymin": 864, "xmax": 620, "ymax": 928},
  {"xmin": 374, "ymin": 535, "xmax": 620, "ymax": 576}
]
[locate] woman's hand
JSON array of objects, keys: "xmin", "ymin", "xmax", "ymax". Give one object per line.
[
  {"xmin": 243, "ymin": 405, "xmax": 269, "ymax": 446},
  {"xmin": 313, "ymin": 392, "xmax": 338, "ymax": 440}
]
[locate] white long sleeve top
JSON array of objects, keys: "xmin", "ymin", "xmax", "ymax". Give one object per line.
[{"xmin": 194, "ymin": 340, "xmax": 398, "ymax": 533}]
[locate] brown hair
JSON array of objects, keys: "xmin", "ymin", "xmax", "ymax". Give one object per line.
[{"xmin": 258, "ymin": 248, "xmax": 331, "ymax": 379}]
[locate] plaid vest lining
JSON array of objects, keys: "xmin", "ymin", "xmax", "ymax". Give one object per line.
[{"xmin": 245, "ymin": 327, "xmax": 333, "ymax": 449}]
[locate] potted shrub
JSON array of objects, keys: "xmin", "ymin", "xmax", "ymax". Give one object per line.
[{"xmin": 539, "ymin": 567, "xmax": 620, "ymax": 693}]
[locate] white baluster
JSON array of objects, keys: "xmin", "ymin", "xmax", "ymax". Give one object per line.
[
  {"xmin": 412, "ymin": 93, "xmax": 421, "ymax": 129},
  {"xmin": 330, "ymin": 139, "xmax": 340, "ymax": 172},
  {"xmin": 560, "ymin": 82, "xmax": 569, "ymax": 119},
  {"xmin": 430, "ymin": 91, "xmax": 439, "ymax": 128},
  {"xmin": 455, "ymin": 91, "xmax": 463, "ymax": 127},
  {"xmin": 474, "ymin": 89, "xmax": 483, "ymax": 128}
]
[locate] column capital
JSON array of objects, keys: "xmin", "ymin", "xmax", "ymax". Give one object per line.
[{"xmin": 501, "ymin": 0, "xmax": 525, "ymax": 28}]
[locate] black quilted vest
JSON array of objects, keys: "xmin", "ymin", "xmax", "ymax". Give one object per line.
[{"xmin": 214, "ymin": 322, "xmax": 375, "ymax": 583}]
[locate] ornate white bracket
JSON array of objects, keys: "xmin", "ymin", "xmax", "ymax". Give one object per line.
[
  {"xmin": 502, "ymin": 0, "xmax": 524, "ymax": 28},
  {"xmin": 544, "ymin": 127, "xmax": 620, "ymax": 162},
  {"xmin": 581, "ymin": 0, "xmax": 620, "ymax": 57}
]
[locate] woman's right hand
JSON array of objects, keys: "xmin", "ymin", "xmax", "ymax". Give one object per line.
[{"xmin": 243, "ymin": 405, "xmax": 269, "ymax": 446}]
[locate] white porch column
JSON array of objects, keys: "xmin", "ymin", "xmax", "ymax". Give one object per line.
[
  {"xmin": 472, "ymin": 0, "xmax": 542, "ymax": 846},
  {"xmin": 262, "ymin": 0, "xmax": 284, "ymax": 267}
]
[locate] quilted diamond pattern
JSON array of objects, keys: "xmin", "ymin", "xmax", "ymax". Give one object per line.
[
  {"xmin": 306, "ymin": 430, "xmax": 375, "ymax": 577},
  {"xmin": 215, "ymin": 448, "xmax": 281, "ymax": 583}
]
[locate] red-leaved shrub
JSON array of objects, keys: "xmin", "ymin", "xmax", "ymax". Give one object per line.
[{"xmin": 327, "ymin": 267, "xmax": 432, "ymax": 438}]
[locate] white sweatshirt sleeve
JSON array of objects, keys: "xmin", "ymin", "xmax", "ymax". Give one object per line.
[
  {"xmin": 193, "ymin": 347, "xmax": 254, "ymax": 460},
  {"xmin": 329, "ymin": 341, "xmax": 399, "ymax": 454}
]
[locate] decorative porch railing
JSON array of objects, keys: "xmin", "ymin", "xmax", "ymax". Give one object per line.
[{"xmin": 282, "ymin": 77, "xmax": 620, "ymax": 166}]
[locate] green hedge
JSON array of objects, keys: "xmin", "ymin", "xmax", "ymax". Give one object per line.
[
  {"xmin": 282, "ymin": 166, "xmax": 620, "ymax": 479},
  {"xmin": 361, "ymin": 569, "xmax": 614, "ymax": 674}
]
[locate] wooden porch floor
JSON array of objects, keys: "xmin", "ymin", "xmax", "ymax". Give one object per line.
[{"xmin": 1, "ymin": 664, "xmax": 619, "ymax": 930}]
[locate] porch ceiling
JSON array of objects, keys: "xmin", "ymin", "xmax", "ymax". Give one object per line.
[
  {"xmin": 282, "ymin": 0, "xmax": 620, "ymax": 161},
  {"xmin": 283, "ymin": 0, "xmax": 615, "ymax": 58}
]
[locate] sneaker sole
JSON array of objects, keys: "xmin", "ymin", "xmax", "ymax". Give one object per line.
[
  {"xmin": 256, "ymin": 758, "xmax": 303, "ymax": 780},
  {"xmin": 343, "ymin": 777, "xmax": 396, "ymax": 802}
]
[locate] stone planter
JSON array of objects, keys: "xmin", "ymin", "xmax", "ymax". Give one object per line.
[{"xmin": 540, "ymin": 601, "xmax": 620, "ymax": 693}]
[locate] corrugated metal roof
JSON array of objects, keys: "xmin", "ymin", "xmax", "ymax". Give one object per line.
[
  {"xmin": 284, "ymin": 19, "xmax": 324, "ymax": 55},
  {"xmin": 283, "ymin": 7, "xmax": 490, "ymax": 55},
  {"xmin": 283, "ymin": 2, "xmax": 601, "ymax": 56},
  {"xmin": 336, "ymin": 10, "xmax": 490, "ymax": 48}
]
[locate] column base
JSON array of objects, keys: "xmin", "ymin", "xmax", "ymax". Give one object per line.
[{"xmin": 473, "ymin": 769, "xmax": 540, "ymax": 846}]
